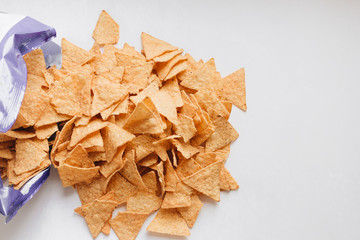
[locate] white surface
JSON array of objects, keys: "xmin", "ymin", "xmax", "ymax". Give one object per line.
[{"xmin": 1, "ymin": 0, "xmax": 360, "ymax": 240}]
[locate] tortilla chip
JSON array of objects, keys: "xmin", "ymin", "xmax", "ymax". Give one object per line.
[
  {"xmin": 161, "ymin": 192, "xmax": 191, "ymax": 209},
  {"xmin": 175, "ymin": 158, "xmax": 202, "ymax": 180},
  {"xmin": 153, "ymin": 49, "xmax": 184, "ymax": 63},
  {"xmin": 79, "ymin": 130, "xmax": 103, "ymax": 152},
  {"xmin": 170, "ymin": 139, "xmax": 199, "ymax": 159},
  {"xmin": 0, "ymin": 134, "xmax": 14, "ymax": 143},
  {"xmin": 58, "ymin": 164, "xmax": 100, "ymax": 187},
  {"xmin": 35, "ymin": 103, "xmax": 70, "ymax": 128},
  {"xmin": 26, "ymin": 74, "xmax": 48, "ymax": 92},
  {"xmin": 115, "ymin": 51, "xmax": 146, "ymax": 67},
  {"xmin": 23, "ymin": 49, "xmax": 46, "ymax": 77},
  {"xmin": 4, "ymin": 130, "xmax": 36, "ymax": 139},
  {"xmin": 123, "ymin": 98, "xmax": 165, "ymax": 134},
  {"xmin": 99, "ymin": 66, "xmax": 124, "ymax": 84},
  {"xmin": 219, "ymin": 167, "xmax": 239, "ymax": 191},
  {"xmin": 130, "ymin": 81, "xmax": 159, "ymax": 105},
  {"xmin": 91, "ymin": 76, "xmax": 129, "ymax": 116},
  {"xmin": 141, "ymin": 32, "xmax": 178, "ymax": 60},
  {"xmin": 92, "ymin": 10, "xmax": 119, "ymax": 45},
  {"xmin": 62, "ymin": 38, "xmax": 94, "ymax": 65},
  {"xmin": 174, "ymin": 113, "xmax": 197, "ymax": 143},
  {"xmin": 101, "ymin": 221, "xmax": 111, "ymax": 235},
  {"xmin": 205, "ymin": 116, "xmax": 239, "ymax": 152},
  {"xmin": 14, "ymin": 139, "xmax": 48, "ymax": 175},
  {"xmin": 122, "ymin": 62, "xmax": 154, "ymax": 93},
  {"xmin": 88, "ymin": 152, "xmax": 106, "ymax": 163},
  {"xmin": 17, "ymin": 90, "xmax": 49, "ymax": 126},
  {"xmin": 219, "ymin": 68, "xmax": 246, "ymax": 111},
  {"xmin": 155, "ymin": 54, "xmax": 187, "ymax": 80},
  {"xmin": 194, "ymin": 88, "xmax": 229, "ymax": 118},
  {"xmin": 141, "ymin": 171, "xmax": 159, "ymax": 195},
  {"xmin": 120, "ymin": 150, "xmax": 147, "ymax": 189},
  {"xmin": 63, "ymin": 144, "xmax": 94, "ymax": 168},
  {"xmin": 35, "ymin": 123, "xmax": 58, "ymax": 140},
  {"xmin": 183, "ymin": 161, "xmax": 222, "ymax": 202},
  {"xmin": 127, "ymin": 135, "xmax": 156, "ymax": 162},
  {"xmin": 149, "ymin": 87, "xmax": 178, "ymax": 124},
  {"xmin": 164, "ymin": 158, "xmax": 178, "ymax": 192},
  {"xmin": 0, "ymin": 148, "xmax": 13, "ymax": 159},
  {"xmin": 76, "ymin": 175, "xmax": 109, "ymax": 205},
  {"xmin": 147, "ymin": 208, "xmax": 190, "ymax": 236},
  {"xmin": 82, "ymin": 199, "xmax": 118, "ymax": 238},
  {"xmin": 180, "ymin": 58, "xmax": 217, "ymax": 90},
  {"xmin": 69, "ymin": 118, "xmax": 107, "ymax": 148},
  {"xmin": 101, "ymin": 123, "xmax": 135, "ymax": 162},
  {"xmin": 49, "ymin": 73, "xmax": 91, "ymax": 116},
  {"xmin": 107, "ymin": 173, "xmax": 138, "ymax": 204},
  {"xmin": 177, "ymin": 194, "xmax": 203, "ymax": 228},
  {"xmin": 127, "ymin": 191, "xmax": 162, "ymax": 213},
  {"xmin": 110, "ymin": 211, "xmax": 148, "ymax": 240},
  {"xmin": 100, "ymin": 146, "xmax": 126, "ymax": 178},
  {"xmin": 194, "ymin": 152, "xmax": 217, "ymax": 168},
  {"xmin": 166, "ymin": 61, "xmax": 189, "ymax": 80}
]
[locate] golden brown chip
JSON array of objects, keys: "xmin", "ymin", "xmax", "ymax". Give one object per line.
[
  {"xmin": 147, "ymin": 208, "xmax": 190, "ymax": 236},
  {"xmin": 76, "ymin": 175, "xmax": 109, "ymax": 205},
  {"xmin": 0, "ymin": 148, "xmax": 13, "ymax": 159},
  {"xmin": 219, "ymin": 68, "xmax": 247, "ymax": 111},
  {"xmin": 69, "ymin": 118, "xmax": 108, "ymax": 148},
  {"xmin": 183, "ymin": 161, "xmax": 222, "ymax": 202},
  {"xmin": 26, "ymin": 74, "xmax": 48, "ymax": 92},
  {"xmin": 17, "ymin": 90, "xmax": 49, "ymax": 127},
  {"xmin": 91, "ymin": 76, "xmax": 129, "ymax": 116},
  {"xmin": 120, "ymin": 150, "xmax": 147, "ymax": 189},
  {"xmin": 170, "ymin": 138, "xmax": 199, "ymax": 159},
  {"xmin": 62, "ymin": 38, "xmax": 94, "ymax": 65},
  {"xmin": 0, "ymin": 134, "xmax": 14, "ymax": 143},
  {"xmin": 123, "ymin": 98, "xmax": 165, "ymax": 134},
  {"xmin": 180, "ymin": 58, "xmax": 216, "ymax": 90},
  {"xmin": 107, "ymin": 173, "xmax": 137, "ymax": 204},
  {"xmin": 219, "ymin": 167, "xmax": 239, "ymax": 191},
  {"xmin": 82, "ymin": 199, "xmax": 118, "ymax": 238},
  {"xmin": 141, "ymin": 171, "xmax": 159, "ymax": 195},
  {"xmin": 4, "ymin": 130, "xmax": 36, "ymax": 139},
  {"xmin": 175, "ymin": 158, "xmax": 202, "ymax": 180},
  {"xmin": 141, "ymin": 32, "xmax": 178, "ymax": 60},
  {"xmin": 205, "ymin": 116, "xmax": 239, "ymax": 152},
  {"xmin": 177, "ymin": 194, "xmax": 203, "ymax": 228},
  {"xmin": 161, "ymin": 192, "xmax": 191, "ymax": 209},
  {"xmin": 153, "ymin": 49, "xmax": 184, "ymax": 63},
  {"xmin": 165, "ymin": 60, "xmax": 189, "ymax": 80},
  {"xmin": 35, "ymin": 123, "xmax": 58, "ymax": 140},
  {"xmin": 110, "ymin": 211, "xmax": 148, "ymax": 240},
  {"xmin": 100, "ymin": 146, "xmax": 126, "ymax": 178},
  {"xmin": 101, "ymin": 123, "xmax": 134, "ymax": 162},
  {"xmin": 174, "ymin": 113, "xmax": 197, "ymax": 142},
  {"xmin": 155, "ymin": 54, "xmax": 187, "ymax": 80},
  {"xmin": 49, "ymin": 73, "xmax": 91, "ymax": 116},
  {"xmin": 127, "ymin": 191, "xmax": 162, "ymax": 213},
  {"xmin": 194, "ymin": 88, "xmax": 229, "ymax": 118},
  {"xmin": 23, "ymin": 48, "xmax": 46, "ymax": 77},
  {"xmin": 92, "ymin": 10, "xmax": 119, "ymax": 45},
  {"xmin": 164, "ymin": 157, "xmax": 178, "ymax": 192},
  {"xmin": 101, "ymin": 221, "xmax": 111, "ymax": 236},
  {"xmin": 115, "ymin": 51, "xmax": 146, "ymax": 67},
  {"xmin": 63, "ymin": 144, "xmax": 94, "ymax": 168},
  {"xmin": 129, "ymin": 81, "xmax": 159, "ymax": 105},
  {"xmin": 194, "ymin": 152, "xmax": 217, "ymax": 168},
  {"xmin": 14, "ymin": 139, "xmax": 48, "ymax": 175},
  {"xmin": 79, "ymin": 130, "xmax": 104, "ymax": 152},
  {"xmin": 57, "ymin": 164, "xmax": 100, "ymax": 187},
  {"xmin": 35, "ymin": 102, "xmax": 71, "ymax": 128},
  {"xmin": 122, "ymin": 62, "xmax": 154, "ymax": 93}
]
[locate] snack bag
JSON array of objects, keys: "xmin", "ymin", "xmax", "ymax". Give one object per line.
[{"xmin": 0, "ymin": 13, "xmax": 57, "ymax": 222}]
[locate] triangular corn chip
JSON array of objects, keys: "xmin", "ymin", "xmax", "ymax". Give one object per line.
[
  {"xmin": 183, "ymin": 161, "xmax": 222, "ymax": 202},
  {"xmin": 92, "ymin": 10, "xmax": 119, "ymax": 45},
  {"xmin": 141, "ymin": 32, "xmax": 178, "ymax": 60},
  {"xmin": 110, "ymin": 211, "xmax": 148, "ymax": 240}
]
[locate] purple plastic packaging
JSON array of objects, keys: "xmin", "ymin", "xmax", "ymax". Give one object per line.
[{"xmin": 0, "ymin": 13, "xmax": 57, "ymax": 222}]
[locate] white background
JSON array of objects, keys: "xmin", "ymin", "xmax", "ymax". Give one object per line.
[{"xmin": 1, "ymin": 0, "xmax": 360, "ymax": 240}]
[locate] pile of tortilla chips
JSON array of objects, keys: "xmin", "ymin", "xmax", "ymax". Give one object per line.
[{"xmin": 1, "ymin": 10, "xmax": 246, "ymax": 239}]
